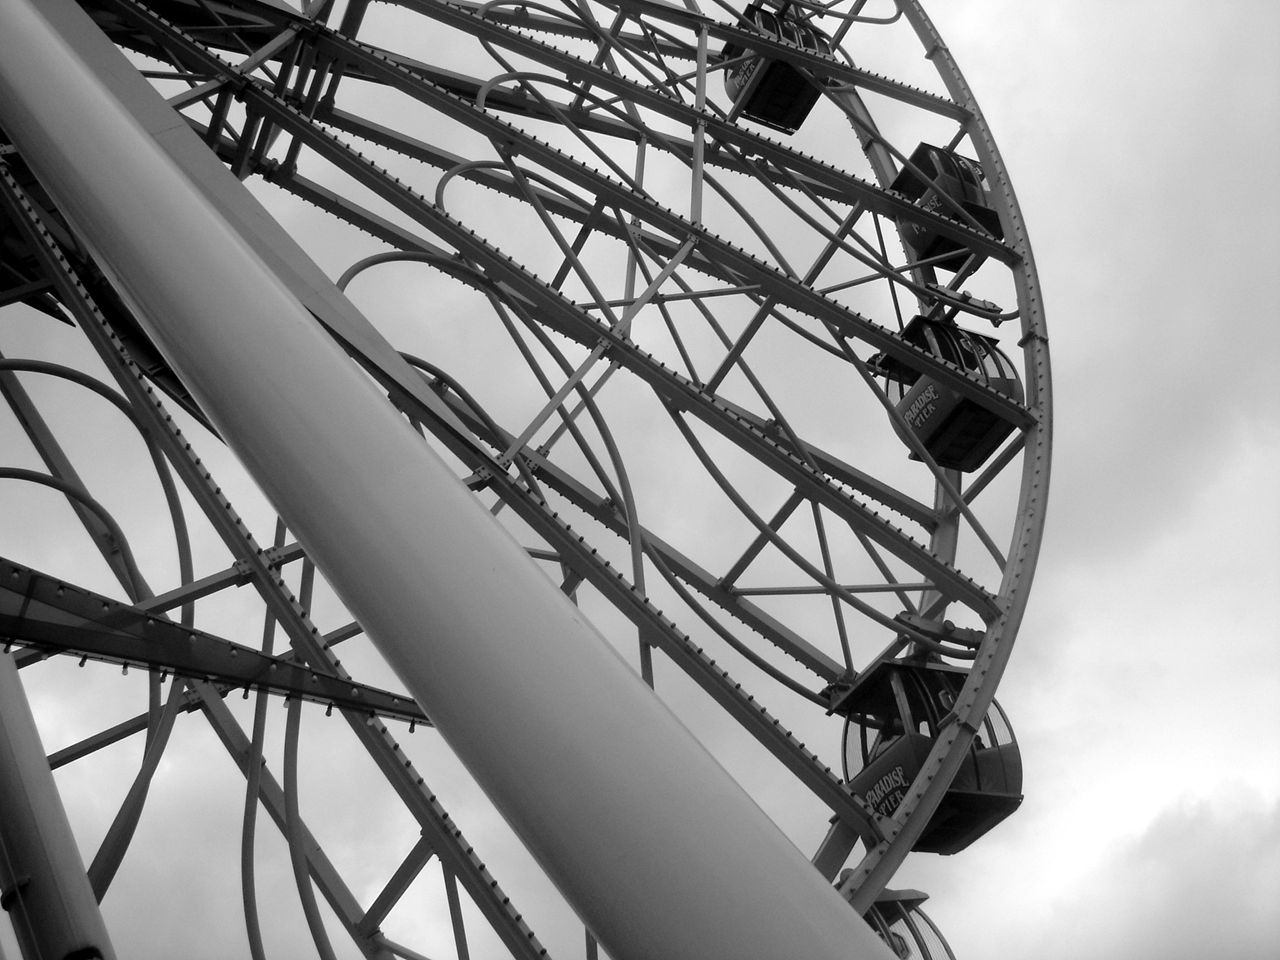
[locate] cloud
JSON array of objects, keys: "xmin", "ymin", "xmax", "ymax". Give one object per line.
[{"xmin": 1024, "ymin": 794, "xmax": 1280, "ymax": 960}]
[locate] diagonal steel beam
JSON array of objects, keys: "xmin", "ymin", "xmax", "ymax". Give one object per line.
[
  {"xmin": 0, "ymin": 141, "xmax": 550, "ymax": 960},
  {"xmin": 155, "ymin": 65, "xmax": 1000, "ymax": 615},
  {"xmin": 0, "ymin": 4, "xmax": 894, "ymax": 956},
  {"xmin": 0, "ymin": 559, "xmax": 429, "ymax": 726}
]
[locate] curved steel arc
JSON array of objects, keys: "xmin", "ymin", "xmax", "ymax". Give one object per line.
[
  {"xmin": 341, "ymin": 335, "xmax": 892, "ymax": 840},
  {"xmin": 100, "ymin": 0, "xmax": 962, "ymax": 290},
  {"xmin": 0, "ymin": 357, "xmax": 197, "ymax": 586},
  {"xmin": 370, "ymin": 369, "xmax": 890, "ymax": 837},
  {"xmin": 0, "ymin": 395, "xmax": 189, "ymax": 905},
  {"xmin": 294, "ymin": 29, "xmax": 1032, "ymax": 422},
  {"xmin": 429, "ymin": 384, "xmax": 849, "ymax": 678},
  {"xmin": 221, "ymin": 72, "xmax": 1019, "ymax": 434},
  {"xmin": 454, "ymin": 0, "xmax": 966, "ymax": 118},
  {"xmin": 192, "ymin": 0, "xmax": 1049, "ymax": 814},
  {"xmin": 149, "ymin": 22, "xmax": 1003, "ymax": 640},
  {"xmin": 0, "ymin": 150, "xmax": 553, "ymax": 960},
  {"xmin": 239, "ymin": 106, "xmax": 999, "ymax": 616},
  {"xmin": 323, "ymin": 4, "xmax": 1015, "ymax": 265},
  {"xmin": 0, "ymin": 0, "xmax": 1049, "ymax": 953},
  {"xmin": 0, "ymin": 469, "xmax": 148, "ymax": 595},
  {"xmin": 0, "ymin": 4, "xmax": 897, "ymax": 958},
  {"xmin": 313, "ymin": 92, "xmax": 1007, "ymax": 367},
  {"xmin": 0, "ymin": 344, "xmax": 205, "ymax": 902},
  {"xmin": 205, "ymin": 89, "xmax": 999, "ymax": 614},
  {"xmin": 283, "ymin": 559, "xmax": 342, "ymax": 960},
  {"xmin": 241, "ymin": 590, "xmax": 274, "ymax": 960}
]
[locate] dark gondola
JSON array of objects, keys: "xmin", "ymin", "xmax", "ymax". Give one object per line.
[
  {"xmin": 833, "ymin": 656, "xmax": 1022, "ymax": 855},
  {"xmin": 871, "ymin": 314, "xmax": 1023, "ymax": 472},
  {"xmin": 722, "ymin": 1, "xmax": 830, "ymax": 134},
  {"xmin": 891, "ymin": 143, "xmax": 1004, "ymax": 272}
]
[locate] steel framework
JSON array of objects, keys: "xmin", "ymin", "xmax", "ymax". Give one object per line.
[{"xmin": 0, "ymin": 0, "xmax": 1049, "ymax": 957}]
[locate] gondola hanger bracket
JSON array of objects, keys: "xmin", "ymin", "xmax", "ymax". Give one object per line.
[{"xmin": 895, "ymin": 613, "xmax": 981, "ymax": 648}]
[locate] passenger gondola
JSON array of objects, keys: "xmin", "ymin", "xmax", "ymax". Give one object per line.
[
  {"xmin": 832, "ymin": 656, "xmax": 1022, "ymax": 855},
  {"xmin": 722, "ymin": 1, "xmax": 830, "ymax": 134},
  {"xmin": 891, "ymin": 143, "xmax": 1004, "ymax": 272},
  {"xmin": 870, "ymin": 314, "xmax": 1022, "ymax": 472},
  {"xmin": 865, "ymin": 889, "xmax": 957, "ymax": 960}
]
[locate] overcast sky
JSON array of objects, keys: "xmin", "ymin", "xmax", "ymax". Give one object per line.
[
  {"xmin": 2, "ymin": 1, "xmax": 1278, "ymax": 958},
  {"xmin": 908, "ymin": 2, "xmax": 1280, "ymax": 956}
]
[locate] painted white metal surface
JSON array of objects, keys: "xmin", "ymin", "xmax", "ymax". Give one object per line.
[
  {"xmin": 0, "ymin": 655, "xmax": 118, "ymax": 960},
  {"xmin": 0, "ymin": 2, "xmax": 894, "ymax": 957}
]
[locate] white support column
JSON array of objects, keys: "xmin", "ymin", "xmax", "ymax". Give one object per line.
[
  {"xmin": 0, "ymin": 3, "xmax": 893, "ymax": 957},
  {"xmin": 0, "ymin": 654, "xmax": 119, "ymax": 960}
]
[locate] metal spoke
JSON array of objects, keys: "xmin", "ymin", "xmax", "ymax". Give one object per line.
[{"xmin": 0, "ymin": 0, "xmax": 1049, "ymax": 955}]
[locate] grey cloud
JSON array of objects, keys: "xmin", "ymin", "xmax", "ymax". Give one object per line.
[{"xmin": 1027, "ymin": 796, "xmax": 1280, "ymax": 960}]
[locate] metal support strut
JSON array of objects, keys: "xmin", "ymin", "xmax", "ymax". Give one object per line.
[{"xmin": 0, "ymin": 654, "xmax": 119, "ymax": 960}]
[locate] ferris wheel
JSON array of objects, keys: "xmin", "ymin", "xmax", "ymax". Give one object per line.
[{"xmin": 0, "ymin": 1, "xmax": 1049, "ymax": 958}]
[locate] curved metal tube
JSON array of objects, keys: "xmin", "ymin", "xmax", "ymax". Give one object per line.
[
  {"xmin": 0, "ymin": 6, "xmax": 895, "ymax": 956},
  {"xmin": 0, "ymin": 356, "xmax": 198, "ymax": 898},
  {"xmin": 0, "ymin": 469, "xmax": 147, "ymax": 596},
  {"xmin": 0, "ymin": 358, "xmax": 197, "ymax": 611},
  {"xmin": 87, "ymin": 682, "xmax": 184, "ymax": 897},
  {"xmin": 644, "ymin": 541, "xmax": 833, "ymax": 702},
  {"xmin": 284, "ymin": 698, "xmax": 340, "ymax": 960},
  {"xmin": 281, "ymin": 556, "xmax": 340, "ymax": 960},
  {"xmin": 239, "ymin": 518, "xmax": 289, "ymax": 960},
  {"xmin": 659, "ymin": 411, "xmax": 961, "ymax": 653}
]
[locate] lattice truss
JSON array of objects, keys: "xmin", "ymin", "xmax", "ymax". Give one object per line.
[{"xmin": 0, "ymin": 0, "xmax": 1049, "ymax": 956}]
